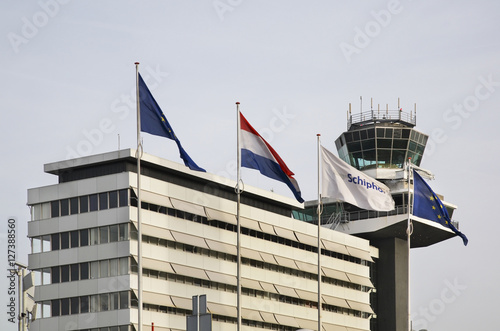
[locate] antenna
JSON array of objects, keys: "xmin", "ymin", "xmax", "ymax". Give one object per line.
[
  {"xmin": 414, "ymin": 103, "xmax": 417, "ymax": 124},
  {"xmin": 348, "ymin": 103, "xmax": 352, "ymax": 127}
]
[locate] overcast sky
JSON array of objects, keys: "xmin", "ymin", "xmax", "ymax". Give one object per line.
[{"xmin": 1, "ymin": 1, "xmax": 499, "ymax": 330}]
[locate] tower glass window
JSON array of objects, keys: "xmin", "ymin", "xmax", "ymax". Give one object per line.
[{"xmin": 336, "ymin": 126, "xmax": 427, "ymax": 169}]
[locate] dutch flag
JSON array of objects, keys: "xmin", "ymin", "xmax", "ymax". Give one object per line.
[{"xmin": 240, "ymin": 112, "xmax": 304, "ymax": 203}]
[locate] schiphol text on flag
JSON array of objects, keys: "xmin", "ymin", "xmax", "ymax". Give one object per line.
[{"xmin": 321, "ymin": 145, "xmax": 395, "ymax": 211}]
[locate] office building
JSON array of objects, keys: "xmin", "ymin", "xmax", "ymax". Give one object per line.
[{"xmin": 27, "ymin": 149, "xmax": 376, "ymax": 331}]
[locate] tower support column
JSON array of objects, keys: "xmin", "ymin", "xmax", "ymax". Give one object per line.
[{"xmin": 373, "ymin": 237, "xmax": 409, "ymax": 331}]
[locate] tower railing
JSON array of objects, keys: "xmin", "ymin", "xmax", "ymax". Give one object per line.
[
  {"xmin": 348, "ymin": 109, "xmax": 416, "ymax": 130},
  {"xmin": 318, "ymin": 204, "xmax": 461, "ymax": 230}
]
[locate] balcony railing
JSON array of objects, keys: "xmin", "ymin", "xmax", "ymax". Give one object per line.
[
  {"xmin": 348, "ymin": 109, "xmax": 416, "ymax": 129},
  {"xmin": 318, "ymin": 204, "xmax": 460, "ymax": 230}
]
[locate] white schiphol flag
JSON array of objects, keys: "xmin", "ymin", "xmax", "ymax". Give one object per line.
[{"xmin": 321, "ymin": 145, "xmax": 395, "ymax": 211}]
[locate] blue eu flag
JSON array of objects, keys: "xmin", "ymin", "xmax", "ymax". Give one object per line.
[
  {"xmin": 413, "ymin": 170, "xmax": 468, "ymax": 245},
  {"xmin": 138, "ymin": 74, "xmax": 205, "ymax": 172}
]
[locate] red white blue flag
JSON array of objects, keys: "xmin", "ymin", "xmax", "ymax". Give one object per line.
[{"xmin": 240, "ymin": 112, "xmax": 304, "ymax": 203}]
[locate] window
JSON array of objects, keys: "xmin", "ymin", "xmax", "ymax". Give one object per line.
[
  {"xmin": 119, "ymin": 291, "xmax": 129, "ymax": 309},
  {"xmin": 80, "ymin": 195, "xmax": 89, "ymax": 213},
  {"xmin": 51, "ymin": 299, "xmax": 60, "ymax": 317},
  {"xmin": 71, "ymin": 264, "xmax": 79, "ymax": 281},
  {"xmin": 90, "ymin": 228, "xmax": 99, "ymax": 245},
  {"xmin": 51, "ymin": 201, "xmax": 59, "ymax": 218},
  {"xmin": 109, "ymin": 191, "xmax": 118, "ymax": 208},
  {"xmin": 100, "ymin": 227, "xmax": 109, "ymax": 244},
  {"xmin": 110, "ymin": 259, "xmax": 118, "ymax": 277},
  {"xmin": 393, "ymin": 138, "xmax": 408, "ymax": 149},
  {"xmin": 42, "ymin": 268, "xmax": 50, "ymax": 285},
  {"xmin": 31, "ymin": 204, "xmax": 41, "ymax": 221},
  {"xmin": 80, "ymin": 296, "xmax": 89, "ymax": 313},
  {"xmin": 100, "ymin": 260, "xmax": 109, "ymax": 278},
  {"xmin": 130, "ymin": 293, "xmax": 139, "ymax": 308},
  {"xmin": 61, "ymin": 298, "xmax": 69, "ymax": 315},
  {"xmin": 99, "ymin": 293, "xmax": 109, "ymax": 311},
  {"xmin": 90, "ymin": 295, "xmax": 98, "ymax": 313},
  {"xmin": 377, "ymin": 138, "xmax": 392, "ymax": 149},
  {"xmin": 33, "ymin": 270, "xmax": 42, "ymax": 286},
  {"xmin": 32, "ymin": 237, "xmax": 41, "ymax": 254},
  {"xmin": 60, "ymin": 232, "xmax": 69, "ymax": 249},
  {"xmin": 90, "ymin": 261, "xmax": 98, "ymax": 279},
  {"xmin": 70, "ymin": 197, "xmax": 79, "ymax": 214},
  {"xmin": 42, "ymin": 301, "xmax": 51, "ymax": 318},
  {"xmin": 80, "ymin": 229, "xmax": 89, "ymax": 246},
  {"xmin": 70, "ymin": 230, "xmax": 79, "ymax": 248},
  {"xmin": 119, "ymin": 189, "xmax": 128, "ymax": 207},
  {"xmin": 130, "ymin": 258, "xmax": 138, "ymax": 273},
  {"xmin": 109, "ymin": 225, "xmax": 119, "ymax": 242},
  {"xmin": 119, "ymin": 223, "xmax": 128, "ymax": 241},
  {"xmin": 51, "ymin": 266, "xmax": 60, "ymax": 284},
  {"xmin": 51, "ymin": 233, "xmax": 59, "ymax": 251},
  {"xmin": 80, "ymin": 262, "xmax": 89, "ymax": 280},
  {"xmin": 119, "ymin": 257, "xmax": 128, "ymax": 275},
  {"xmin": 89, "ymin": 194, "xmax": 98, "ymax": 212},
  {"xmin": 70, "ymin": 297, "xmax": 79, "ymax": 315},
  {"xmin": 110, "ymin": 292, "xmax": 119, "ymax": 310},
  {"xmin": 61, "ymin": 265, "xmax": 69, "ymax": 283},
  {"xmin": 42, "ymin": 235, "xmax": 51, "ymax": 252},
  {"xmin": 60, "ymin": 199, "xmax": 69, "ymax": 216},
  {"xmin": 99, "ymin": 192, "xmax": 108, "ymax": 210}
]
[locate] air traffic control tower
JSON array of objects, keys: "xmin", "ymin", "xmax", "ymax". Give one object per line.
[{"xmin": 294, "ymin": 101, "xmax": 463, "ymax": 331}]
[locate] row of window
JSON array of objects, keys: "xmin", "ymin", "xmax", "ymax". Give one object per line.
[
  {"xmin": 341, "ymin": 127, "xmax": 426, "ymax": 145},
  {"xmin": 139, "ymin": 200, "xmax": 368, "ymax": 266},
  {"xmin": 34, "ymin": 188, "xmax": 369, "ymax": 268},
  {"xmin": 212, "ymin": 313, "xmax": 298, "ymax": 331},
  {"xmin": 65, "ymin": 326, "xmax": 131, "ymax": 331},
  {"xmin": 31, "ymin": 223, "xmax": 129, "ymax": 253},
  {"xmin": 335, "ymin": 127, "xmax": 428, "ymax": 170},
  {"xmin": 33, "ymin": 257, "xmax": 129, "ymax": 285},
  {"xmin": 141, "ymin": 236, "xmax": 369, "ymax": 298},
  {"xmin": 140, "ymin": 303, "xmax": 299, "ymax": 331},
  {"xmin": 30, "ymin": 189, "xmax": 129, "ymax": 221},
  {"xmin": 142, "ymin": 234, "xmax": 237, "ymax": 262},
  {"xmin": 37, "ymin": 291, "xmax": 131, "ymax": 318},
  {"xmin": 144, "ymin": 232, "xmax": 365, "ymax": 292}
]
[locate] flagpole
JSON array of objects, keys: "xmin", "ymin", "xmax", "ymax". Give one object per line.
[
  {"xmin": 236, "ymin": 102, "xmax": 242, "ymax": 331},
  {"xmin": 406, "ymin": 158, "xmax": 412, "ymax": 331},
  {"xmin": 135, "ymin": 62, "xmax": 143, "ymax": 331},
  {"xmin": 316, "ymin": 134, "xmax": 322, "ymax": 331}
]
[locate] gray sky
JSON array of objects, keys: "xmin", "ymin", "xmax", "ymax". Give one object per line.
[{"xmin": 2, "ymin": 1, "xmax": 499, "ymax": 329}]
